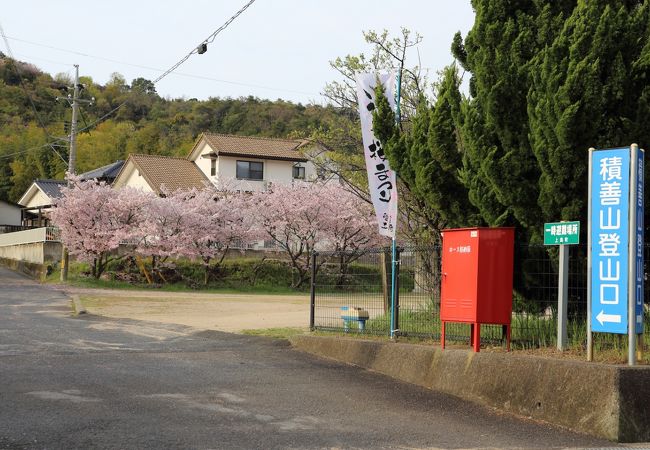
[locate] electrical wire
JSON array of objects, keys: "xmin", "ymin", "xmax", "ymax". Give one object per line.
[
  {"xmin": 152, "ymin": 0, "xmax": 257, "ymax": 85},
  {"xmin": 61, "ymin": 0, "xmax": 258, "ymax": 137},
  {"xmin": 9, "ymin": 44, "xmax": 318, "ymax": 96},
  {"xmin": 1, "ymin": 0, "xmax": 259, "ymax": 160},
  {"xmin": 0, "ymin": 22, "xmax": 69, "ymax": 166}
]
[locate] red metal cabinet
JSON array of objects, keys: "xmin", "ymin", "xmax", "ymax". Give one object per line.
[{"xmin": 440, "ymin": 227, "xmax": 515, "ymax": 351}]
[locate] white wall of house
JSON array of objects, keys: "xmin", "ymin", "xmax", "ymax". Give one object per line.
[
  {"xmin": 22, "ymin": 189, "xmax": 51, "ymax": 209},
  {"xmin": 194, "ymin": 141, "xmax": 215, "ymax": 181},
  {"xmin": 0, "ymin": 202, "xmax": 22, "ymax": 226},
  {"xmin": 214, "ymin": 156, "xmax": 318, "ymax": 192},
  {"xmin": 113, "ymin": 163, "xmax": 155, "ymax": 193}
]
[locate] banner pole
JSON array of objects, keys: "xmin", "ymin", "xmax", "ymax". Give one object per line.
[
  {"xmin": 390, "ymin": 70, "xmax": 402, "ymax": 339},
  {"xmin": 587, "ymin": 148, "xmax": 594, "ymax": 361},
  {"xmin": 628, "ymin": 144, "xmax": 639, "ymax": 366}
]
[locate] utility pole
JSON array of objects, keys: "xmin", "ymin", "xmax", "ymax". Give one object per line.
[{"xmin": 60, "ymin": 64, "xmax": 81, "ymax": 282}]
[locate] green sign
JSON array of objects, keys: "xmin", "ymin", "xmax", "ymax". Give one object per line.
[{"xmin": 544, "ymin": 221, "xmax": 580, "ymax": 245}]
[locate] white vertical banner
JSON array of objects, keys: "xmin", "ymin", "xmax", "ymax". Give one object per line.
[{"xmin": 356, "ymin": 72, "xmax": 398, "ymax": 238}]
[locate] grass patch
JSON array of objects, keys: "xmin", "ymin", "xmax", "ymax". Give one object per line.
[
  {"xmin": 241, "ymin": 327, "xmax": 307, "ymax": 339},
  {"xmin": 46, "ymin": 260, "xmax": 304, "ymax": 295},
  {"xmin": 47, "ymin": 256, "xmax": 390, "ymax": 295},
  {"xmin": 325, "ymin": 307, "xmax": 650, "ymax": 364}
]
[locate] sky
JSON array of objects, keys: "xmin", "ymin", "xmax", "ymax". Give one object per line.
[{"xmin": 2, "ymin": 1, "xmax": 475, "ymax": 105}]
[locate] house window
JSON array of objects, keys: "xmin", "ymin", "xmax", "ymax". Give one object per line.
[
  {"xmin": 292, "ymin": 165, "xmax": 305, "ymax": 180},
  {"xmin": 236, "ymin": 160, "xmax": 263, "ymax": 180},
  {"xmin": 210, "ymin": 159, "xmax": 216, "ymax": 177}
]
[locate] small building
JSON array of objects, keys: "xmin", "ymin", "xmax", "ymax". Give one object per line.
[
  {"xmin": 17, "ymin": 179, "xmax": 66, "ymax": 227},
  {"xmin": 79, "ymin": 160, "xmax": 125, "ymax": 183},
  {"xmin": 0, "ymin": 199, "xmax": 23, "ymax": 231},
  {"xmin": 111, "ymin": 154, "xmax": 211, "ymax": 194},
  {"xmin": 187, "ymin": 133, "xmax": 318, "ymax": 191}
]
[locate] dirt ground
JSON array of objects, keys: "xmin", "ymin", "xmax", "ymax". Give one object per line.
[{"xmin": 64, "ymin": 287, "xmax": 311, "ymax": 333}]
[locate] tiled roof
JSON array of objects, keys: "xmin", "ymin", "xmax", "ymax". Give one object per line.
[
  {"xmin": 129, "ymin": 154, "xmax": 210, "ymax": 194},
  {"xmin": 79, "ymin": 160, "xmax": 125, "ymax": 182},
  {"xmin": 198, "ymin": 133, "xmax": 308, "ymax": 162},
  {"xmin": 34, "ymin": 179, "xmax": 66, "ymax": 199}
]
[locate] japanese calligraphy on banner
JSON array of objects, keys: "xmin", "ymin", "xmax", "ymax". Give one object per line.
[
  {"xmin": 589, "ymin": 146, "xmax": 644, "ymax": 334},
  {"xmin": 356, "ymin": 72, "xmax": 397, "ymax": 238}
]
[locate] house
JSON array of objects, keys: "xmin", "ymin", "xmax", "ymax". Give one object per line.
[
  {"xmin": 111, "ymin": 154, "xmax": 211, "ymax": 194},
  {"xmin": 79, "ymin": 159, "xmax": 125, "ymax": 183},
  {"xmin": 187, "ymin": 133, "xmax": 318, "ymax": 191},
  {"xmin": 17, "ymin": 179, "xmax": 66, "ymax": 226},
  {"xmin": 15, "ymin": 161, "xmax": 126, "ymax": 227},
  {"xmin": 0, "ymin": 199, "xmax": 23, "ymax": 230}
]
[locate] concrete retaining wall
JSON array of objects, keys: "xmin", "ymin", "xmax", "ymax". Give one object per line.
[
  {"xmin": 290, "ymin": 335, "xmax": 650, "ymax": 442},
  {"xmin": 0, "ymin": 241, "xmax": 61, "ymax": 264},
  {"xmin": 0, "ymin": 257, "xmax": 51, "ymax": 281}
]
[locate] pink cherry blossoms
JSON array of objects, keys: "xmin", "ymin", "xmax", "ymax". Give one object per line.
[
  {"xmin": 50, "ymin": 176, "xmax": 382, "ymax": 285},
  {"xmin": 252, "ymin": 181, "xmax": 383, "ymax": 288}
]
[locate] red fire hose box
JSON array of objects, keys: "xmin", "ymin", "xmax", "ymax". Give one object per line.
[{"xmin": 440, "ymin": 227, "xmax": 515, "ymax": 352}]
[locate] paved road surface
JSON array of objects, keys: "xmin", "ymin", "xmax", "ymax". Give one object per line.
[{"xmin": 0, "ymin": 267, "xmax": 613, "ymax": 449}]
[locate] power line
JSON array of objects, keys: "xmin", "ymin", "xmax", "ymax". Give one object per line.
[
  {"xmin": 1, "ymin": 0, "xmax": 259, "ymax": 159},
  {"xmin": 63, "ymin": 0, "xmax": 259, "ymax": 136},
  {"xmin": 0, "ymin": 142, "xmax": 63, "ymax": 161},
  {"xmin": 152, "ymin": 0, "xmax": 257, "ymax": 85},
  {"xmin": 0, "ymin": 22, "xmax": 68, "ymax": 166},
  {"xmin": 9, "ymin": 44, "xmax": 318, "ymax": 96}
]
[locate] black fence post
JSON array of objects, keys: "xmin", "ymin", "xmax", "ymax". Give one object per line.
[
  {"xmin": 395, "ymin": 246, "xmax": 401, "ymax": 334},
  {"xmin": 309, "ymin": 251, "xmax": 317, "ymax": 331}
]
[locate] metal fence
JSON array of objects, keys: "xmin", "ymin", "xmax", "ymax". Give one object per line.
[{"xmin": 309, "ymin": 244, "xmax": 650, "ymax": 349}]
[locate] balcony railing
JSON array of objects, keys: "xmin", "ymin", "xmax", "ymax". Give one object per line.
[
  {"xmin": 0, "ymin": 227, "xmax": 60, "ymax": 246},
  {"xmin": 0, "ymin": 224, "xmax": 38, "ymax": 234}
]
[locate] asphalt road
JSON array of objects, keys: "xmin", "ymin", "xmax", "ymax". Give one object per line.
[{"xmin": 0, "ymin": 267, "xmax": 614, "ymax": 449}]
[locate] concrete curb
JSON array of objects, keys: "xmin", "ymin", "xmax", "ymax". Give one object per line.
[{"xmin": 289, "ymin": 335, "xmax": 650, "ymax": 442}]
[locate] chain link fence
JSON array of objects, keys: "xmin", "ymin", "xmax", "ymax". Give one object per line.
[{"xmin": 310, "ymin": 244, "xmax": 650, "ymax": 349}]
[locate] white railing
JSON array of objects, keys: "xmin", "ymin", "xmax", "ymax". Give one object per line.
[{"xmin": 0, "ymin": 227, "xmax": 60, "ymax": 247}]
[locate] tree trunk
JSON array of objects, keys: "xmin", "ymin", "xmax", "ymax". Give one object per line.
[{"xmin": 336, "ymin": 253, "xmax": 349, "ymax": 289}]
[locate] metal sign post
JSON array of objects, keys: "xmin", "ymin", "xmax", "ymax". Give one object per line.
[
  {"xmin": 588, "ymin": 145, "xmax": 644, "ymax": 365},
  {"xmin": 544, "ymin": 221, "xmax": 580, "ymax": 351}
]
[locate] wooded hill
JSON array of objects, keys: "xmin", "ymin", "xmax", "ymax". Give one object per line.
[{"xmin": 0, "ymin": 54, "xmax": 344, "ymax": 202}]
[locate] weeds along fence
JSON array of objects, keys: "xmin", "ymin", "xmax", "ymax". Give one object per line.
[{"xmin": 310, "ymin": 244, "xmax": 650, "ymax": 350}]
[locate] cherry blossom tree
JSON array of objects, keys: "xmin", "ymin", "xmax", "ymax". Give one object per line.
[
  {"xmin": 253, "ymin": 181, "xmax": 381, "ymax": 289},
  {"xmin": 318, "ymin": 183, "xmax": 385, "ymax": 286},
  {"xmin": 138, "ymin": 186, "xmax": 257, "ymax": 284},
  {"xmin": 49, "ymin": 175, "xmax": 152, "ymax": 278}
]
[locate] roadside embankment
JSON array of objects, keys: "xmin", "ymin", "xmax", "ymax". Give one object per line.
[
  {"xmin": 289, "ymin": 335, "xmax": 650, "ymax": 442},
  {"xmin": 0, "ymin": 257, "xmax": 50, "ymax": 281}
]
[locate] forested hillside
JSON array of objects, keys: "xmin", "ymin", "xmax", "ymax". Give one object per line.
[{"xmin": 0, "ymin": 54, "xmax": 344, "ymax": 202}]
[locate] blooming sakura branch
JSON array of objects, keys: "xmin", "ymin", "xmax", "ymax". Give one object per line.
[{"xmin": 49, "ymin": 176, "xmax": 378, "ymax": 285}]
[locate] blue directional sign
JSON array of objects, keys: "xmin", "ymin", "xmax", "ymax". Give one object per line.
[{"xmin": 590, "ymin": 147, "xmax": 644, "ymax": 335}]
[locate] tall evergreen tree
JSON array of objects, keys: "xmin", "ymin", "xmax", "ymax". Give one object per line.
[
  {"xmin": 528, "ymin": 1, "xmax": 650, "ymax": 227},
  {"xmin": 375, "ymin": 66, "xmax": 480, "ymax": 231}
]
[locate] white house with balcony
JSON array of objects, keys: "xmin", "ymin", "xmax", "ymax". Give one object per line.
[
  {"xmin": 111, "ymin": 133, "xmax": 320, "ymax": 194},
  {"xmin": 187, "ymin": 132, "xmax": 318, "ymax": 191}
]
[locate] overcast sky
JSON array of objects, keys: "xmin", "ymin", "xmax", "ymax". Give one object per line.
[{"xmin": 2, "ymin": 1, "xmax": 474, "ymax": 105}]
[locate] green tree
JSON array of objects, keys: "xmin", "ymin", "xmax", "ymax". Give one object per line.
[
  {"xmin": 373, "ymin": 66, "xmax": 480, "ymax": 237},
  {"xmin": 528, "ymin": 1, "xmax": 650, "ymax": 227}
]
